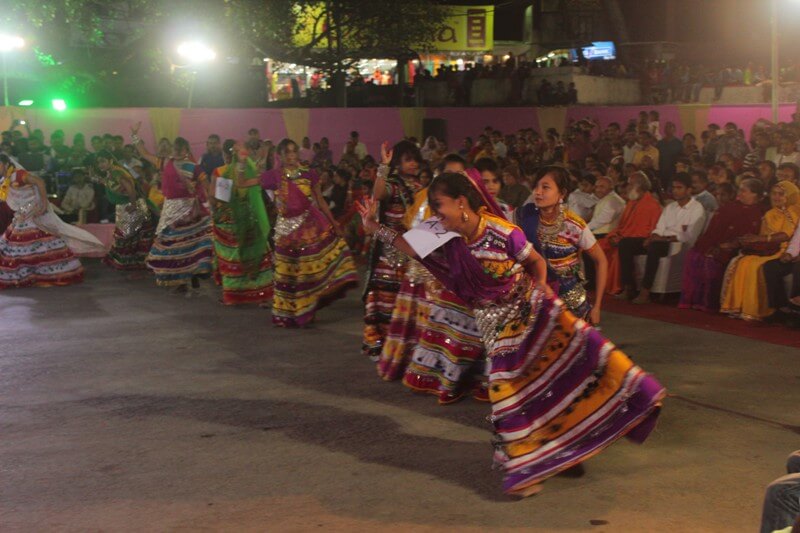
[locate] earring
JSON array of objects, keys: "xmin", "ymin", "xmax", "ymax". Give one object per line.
[{"xmin": 461, "ymin": 210, "xmax": 469, "ymax": 223}]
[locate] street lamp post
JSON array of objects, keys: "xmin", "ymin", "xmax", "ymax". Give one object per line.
[
  {"xmin": 176, "ymin": 42, "xmax": 216, "ymax": 109},
  {"xmin": 0, "ymin": 34, "xmax": 25, "ymax": 107}
]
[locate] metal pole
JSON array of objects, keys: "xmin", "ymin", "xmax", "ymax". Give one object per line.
[
  {"xmin": 187, "ymin": 71, "xmax": 196, "ymax": 109},
  {"xmin": 3, "ymin": 52, "xmax": 8, "ymax": 107},
  {"xmin": 771, "ymin": 0, "xmax": 779, "ymax": 122}
]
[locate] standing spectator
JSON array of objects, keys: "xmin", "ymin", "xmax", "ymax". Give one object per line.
[
  {"xmin": 49, "ymin": 130, "xmax": 71, "ymax": 172},
  {"xmin": 622, "ymin": 130, "xmax": 639, "ymax": 165},
  {"xmin": 17, "ymin": 136, "xmax": 49, "ymax": 174},
  {"xmin": 339, "ymin": 141, "xmax": 362, "ymax": 172},
  {"xmin": 657, "ymin": 122, "xmax": 683, "ymax": 185},
  {"xmin": 682, "ymin": 133, "xmax": 700, "ymax": 159},
  {"xmin": 648, "ymin": 110, "xmax": 662, "ymax": 140},
  {"xmin": 343, "ymin": 131, "xmax": 368, "ymax": 160},
  {"xmin": 299, "ymin": 137, "xmax": 314, "ymax": 164},
  {"xmin": 703, "ymin": 124, "xmax": 721, "ymax": 166},
  {"xmin": 744, "ymin": 131, "xmax": 777, "ymax": 170},
  {"xmin": 715, "ymin": 122, "xmax": 750, "ymax": 162},
  {"xmin": 198, "ymin": 134, "xmax": 225, "ymax": 178},
  {"xmin": 313, "ymin": 137, "xmax": 334, "ymax": 168}
]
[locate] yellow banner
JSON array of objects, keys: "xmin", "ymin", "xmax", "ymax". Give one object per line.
[
  {"xmin": 432, "ymin": 5, "xmax": 494, "ymax": 52},
  {"xmin": 294, "ymin": 5, "xmax": 494, "ymax": 52}
]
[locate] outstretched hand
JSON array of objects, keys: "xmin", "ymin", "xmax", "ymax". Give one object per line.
[
  {"xmin": 380, "ymin": 141, "xmax": 392, "ymax": 166},
  {"xmin": 355, "ymin": 197, "xmax": 380, "ymax": 235},
  {"xmin": 130, "ymin": 121, "xmax": 142, "ymax": 135}
]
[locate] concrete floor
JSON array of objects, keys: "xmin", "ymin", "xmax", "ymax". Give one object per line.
[{"xmin": 1, "ymin": 261, "xmax": 799, "ymax": 532}]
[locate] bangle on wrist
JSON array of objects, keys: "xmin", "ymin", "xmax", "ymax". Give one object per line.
[
  {"xmin": 377, "ymin": 164, "xmax": 389, "ymax": 179},
  {"xmin": 375, "ymin": 224, "xmax": 398, "ymax": 245}
]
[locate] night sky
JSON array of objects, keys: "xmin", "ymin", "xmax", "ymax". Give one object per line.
[{"xmin": 451, "ymin": 0, "xmax": 800, "ymax": 66}]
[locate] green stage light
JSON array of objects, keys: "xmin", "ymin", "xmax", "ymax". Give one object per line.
[
  {"xmin": 52, "ymin": 99, "xmax": 67, "ymax": 111},
  {"xmin": 18, "ymin": 100, "xmax": 34, "ymax": 106}
]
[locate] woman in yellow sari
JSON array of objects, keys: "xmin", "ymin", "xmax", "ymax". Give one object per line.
[{"xmin": 721, "ymin": 181, "xmax": 800, "ymax": 320}]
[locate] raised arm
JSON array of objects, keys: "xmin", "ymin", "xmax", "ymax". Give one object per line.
[
  {"xmin": 372, "ymin": 142, "xmax": 393, "ymax": 202},
  {"xmin": 129, "ymin": 122, "xmax": 159, "ymax": 167},
  {"xmin": 356, "ymin": 196, "xmax": 418, "ymax": 259}
]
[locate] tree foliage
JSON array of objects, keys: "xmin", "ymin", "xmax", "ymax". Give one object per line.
[
  {"xmin": 1, "ymin": 0, "xmax": 448, "ymax": 105},
  {"xmin": 224, "ymin": 0, "xmax": 449, "ymax": 70}
]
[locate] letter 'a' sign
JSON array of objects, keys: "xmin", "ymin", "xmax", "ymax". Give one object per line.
[
  {"xmin": 431, "ymin": 5, "xmax": 494, "ymax": 52},
  {"xmin": 403, "ymin": 217, "xmax": 460, "ymax": 258}
]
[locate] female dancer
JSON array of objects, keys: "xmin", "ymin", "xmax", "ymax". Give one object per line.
[
  {"xmin": 376, "ymin": 143, "xmax": 433, "ymax": 379},
  {"xmin": 210, "ymin": 141, "xmax": 274, "ymax": 306},
  {"xmin": 515, "ymin": 166, "xmax": 607, "ymax": 324},
  {"xmin": 131, "ymin": 124, "xmax": 214, "ymax": 293},
  {"xmin": 0, "ymin": 155, "xmax": 105, "ymax": 288},
  {"xmin": 362, "ymin": 140, "xmax": 424, "ymax": 358},
  {"xmin": 260, "ymin": 138, "xmax": 357, "ymax": 327},
  {"xmin": 401, "ymin": 163, "xmax": 489, "ymax": 404},
  {"xmin": 95, "ymin": 151, "xmax": 156, "ymax": 270},
  {"xmin": 357, "ymin": 172, "xmax": 664, "ymax": 496}
]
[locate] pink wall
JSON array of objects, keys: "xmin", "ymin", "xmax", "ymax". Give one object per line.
[{"xmin": 6, "ymin": 104, "xmax": 798, "ymax": 161}]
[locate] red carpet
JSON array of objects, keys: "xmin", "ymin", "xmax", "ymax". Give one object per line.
[{"xmin": 602, "ymin": 296, "xmax": 800, "ymax": 349}]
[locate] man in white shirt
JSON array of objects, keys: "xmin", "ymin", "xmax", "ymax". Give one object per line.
[
  {"xmin": 60, "ymin": 169, "xmax": 95, "ymax": 223},
  {"xmin": 622, "ymin": 130, "xmax": 639, "ymax": 165},
  {"xmin": 588, "ymin": 176, "xmax": 625, "ymax": 237},
  {"xmin": 762, "ymin": 222, "xmax": 800, "ymax": 314},
  {"xmin": 342, "ymin": 130, "xmax": 368, "ymax": 160},
  {"xmin": 618, "ymin": 173, "xmax": 706, "ymax": 304},
  {"xmin": 567, "ymin": 174, "xmax": 598, "ymax": 222}
]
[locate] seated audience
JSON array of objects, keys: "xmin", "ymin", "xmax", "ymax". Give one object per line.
[
  {"xmin": 567, "ymin": 173, "xmax": 598, "ymax": 222},
  {"xmin": 588, "ymin": 176, "xmax": 626, "ymax": 238},
  {"xmin": 618, "ymin": 173, "xmax": 706, "ymax": 303},
  {"xmin": 680, "ymin": 178, "xmax": 765, "ymax": 311},
  {"xmin": 599, "ymin": 172, "xmax": 663, "ymax": 295},
  {"xmin": 714, "ymin": 182, "xmax": 737, "ymax": 209},
  {"xmin": 498, "ymin": 164, "xmax": 531, "ymax": 208},
  {"xmin": 760, "ymin": 450, "xmax": 800, "ymax": 533},
  {"xmin": 691, "ymin": 170, "xmax": 719, "ymax": 213},
  {"xmin": 777, "ymin": 162, "xmax": 800, "ymax": 186},
  {"xmin": 59, "ymin": 169, "xmax": 96, "ymax": 223},
  {"xmin": 721, "ymin": 181, "xmax": 800, "ymax": 320},
  {"xmin": 762, "ymin": 219, "xmax": 800, "ymax": 323}
]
